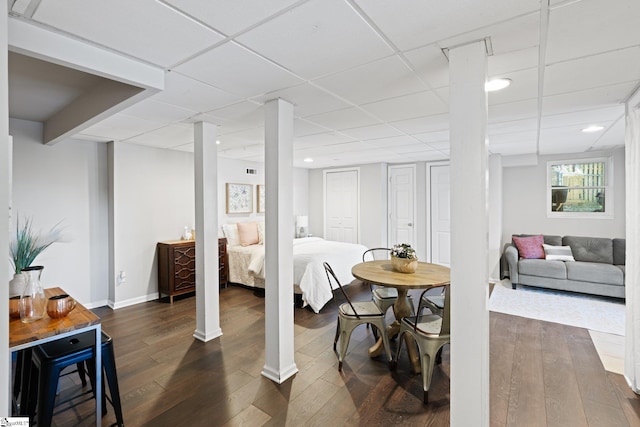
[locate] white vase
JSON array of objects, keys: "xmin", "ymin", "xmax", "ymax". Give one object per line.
[{"xmin": 9, "ymin": 273, "xmax": 25, "ymax": 298}]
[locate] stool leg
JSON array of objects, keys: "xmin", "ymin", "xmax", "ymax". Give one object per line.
[
  {"xmin": 85, "ymin": 358, "xmax": 108, "ymax": 417},
  {"xmin": 17, "ymin": 348, "xmax": 33, "ymax": 416},
  {"xmin": 77, "ymin": 362, "xmax": 87, "ymax": 386},
  {"xmin": 103, "ymin": 344, "xmax": 124, "ymax": 427},
  {"xmin": 37, "ymin": 364, "xmax": 63, "ymax": 427}
]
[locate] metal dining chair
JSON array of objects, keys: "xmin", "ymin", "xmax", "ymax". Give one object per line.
[
  {"xmin": 420, "ymin": 287, "xmax": 445, "ymax": 317},
  {"xmin": 323, "ymin": 262, "xmax": 393, "ymax": 371},
  {"xmin": 394, "ymin": 284, "xmax": 450, "ymax": 404}
]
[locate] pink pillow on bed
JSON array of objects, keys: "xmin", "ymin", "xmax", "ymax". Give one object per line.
[
  {"xmin": 237, "ymin": 222, "xmax": 259, "ymax": 246},
  {"xmin": 512, "ymin": 235, "xmax": 545, "ymax": 259}
]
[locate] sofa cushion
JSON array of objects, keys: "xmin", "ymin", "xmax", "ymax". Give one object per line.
[
  {"xmin": 562, "ymin": 236, "xmax": 613, "ymax": 264},
  {"xmin": 543, "ymin": 244, "xmax": 575, "ymax": 262},
  {"xmin": 513, "ymin": 235, "xmax": 545, "ymax": 259},
  {"xmin": 613, "ymin": 238, "xmax": 626, "ymax": 265},
  {"xmin": 566, "ymin": 262, "xmax": 623, "ymax": 286},
  {"xmin": 513, "ymin": 234, "xmax": 562, "ymax": 246},
  {"xmin": 518, "ymin": 259, "xmax": 567, "ymax": 280}
]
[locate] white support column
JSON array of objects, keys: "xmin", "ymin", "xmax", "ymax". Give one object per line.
[
  {"xmin": 488, "ymin": 154, "xmax": 503, "ymax": 282},
  {"xmin": 1, "ymin": 0, "xmax": 11, "ymax": 414},
  {"xmin": 193, "ymin": 122, "xmax": 222, "ymax": 342},
  {"xmin": 448, "ymin": 41, "xmax": 490, "ymax": 426},
  {"xmin": 262, "ymin": 98, "xmax": 298, "ymax": 383},
  {"xmin": 624, "ymin": 91, "xmax": 640, "ymax": 393}
]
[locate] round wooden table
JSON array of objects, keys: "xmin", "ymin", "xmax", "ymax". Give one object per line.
[{"xmin": 352, "ymin": 260, "xmax": 450, "ymax": 373}]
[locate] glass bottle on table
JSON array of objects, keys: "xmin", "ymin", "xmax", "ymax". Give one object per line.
[{"xmin": 19, "ymin": 266, "xmax": 46, "ymax": 323}]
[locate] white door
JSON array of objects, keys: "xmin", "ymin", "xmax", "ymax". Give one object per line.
[
  {"xmin": 389, "ymin": 165, "xmax": 416, "ymax": 248},
  {"xmin": 324, "ymin": 169, "xmax": 359, "ymax": 243},
  {"xmin": 430, "ymin": 164, "xmax": 451, "ymax": 266}
]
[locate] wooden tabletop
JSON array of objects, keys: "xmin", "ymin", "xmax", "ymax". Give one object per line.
[
  {"xmin": 352, "ymin": 260, "xmax": 450, "ymax": 289},
  {"xmin": 9, "ymin": 287, "xmax": 101, "ymax": 349}
]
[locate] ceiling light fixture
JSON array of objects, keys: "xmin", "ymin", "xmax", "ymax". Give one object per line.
[
  {"xmin": 216, "ymin": 140, "xmax": 221, "ymax": 144},
  {"xmin": 581, "ymin": 125, "xmax": 604, "ymax": 133},
  {"xmin": 303, "ymin": 158, "xmax": 313, "ymax": 163},
  {"xmin": 485, "ymin": 78, "xmax": 511, "ymax": 92}
]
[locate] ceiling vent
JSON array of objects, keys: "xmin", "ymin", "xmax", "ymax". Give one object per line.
[{"xmin": 246, "ymin": 168, "xmax": 258, "ymax": 175}]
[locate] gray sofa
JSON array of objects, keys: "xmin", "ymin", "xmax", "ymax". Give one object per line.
[{"xmin": 504, "ymin": 235, "xmax": 626, "ymax": 299}]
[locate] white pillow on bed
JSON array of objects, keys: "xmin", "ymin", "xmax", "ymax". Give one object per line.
[{"xmin": 221, "ymin": 223, "xmax": 240, "ymax": 246}]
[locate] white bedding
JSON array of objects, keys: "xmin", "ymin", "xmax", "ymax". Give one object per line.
[{"xmin": 228, "ymin": 237, "xmax": 367, "ymax": 313}]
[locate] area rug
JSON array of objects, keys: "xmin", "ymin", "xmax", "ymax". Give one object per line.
[{"xmin": 488, "ymin": 280, "xmax": 625, "ymax": 336}]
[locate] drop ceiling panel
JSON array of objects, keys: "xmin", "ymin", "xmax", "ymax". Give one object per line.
[
  {"xmin": 362, "ymin": 135, "xmax": 422, "ymax": 149},
  {"xmin": 125, "ymin": 123, "xmax": 193, "ymax": 148},
  {"xmin": 489, "ymin": 99, "xmax": 538, "ymax": 123},
  {"xmin": 403, "ymin": 150, "xmax": 449, "ymax": 161},
  {"xmin": 120, "ymin": 99, "xmax": 197, "ymax": 123},
  {"xmin": 207, "ymin": 101, "xmax": 265, "ymax": 129},
  {"xmin": 33, "ymin": 0, "xmax": 224, "ymax": 67},
  {"xmin": 440, "ymin": 11, "xmax": 540, "ymax": 56},
  {"xmin": 151, "ymin": 72, "xmax": 242, "ymax": 113},
  {"xmin": 538, "ymin": 126, "xmax": 601, "ymax": 153},
  {"xmin": 340, "ymin": 124, "xmax": 404, "ymax": 140},
  {"xmin": 489, "ymin": 141, "xmax": 537, "ymax": 155},
  {"xmin": 305, "ymin": 107, "xmax": 381, "ymax": 131},
  {"xmin": 403, "ymin": 44, "xmax": 450, "ymax": 89},
  {"xmin": 589, "ymin": 119, "xmax": 625, "ymax": 150},
  {"xmin": 81, "ymin": 113, "xmax": 165, "ymax": 141},
  {"xmin": 386, "ymin": 142, "xmax": 437, "ymax": 154},
  {"xmin": 164, "ymin": 0, "xmax": 300, "ymax": 35},
  {"xmin": 546, "ymin": 0, "xmax": 640, "ymax": 64},
  {"xmin": 544, "ymin": 47, "xmax": 640, "ymax": 96},
  {"xmin": 297, "ymin": 141, "xmax": 371, "ymax": 156},
  {"xmin": 390, "ymin": 114, "xmax": 449, "ymax": 134},
  {"xmin": 542, "ymin": 81, "xmax": 638, "ymax": 116},
  {"xmin": 412, "ymin": 130, "xmax": 449, "ymax": 144},
  {"xmin": 174, "ymin": 41, "xmax": 304, "ymax": 98},
  {"xmin": 236, "ymin": 0, "xmax": 394, "ymax": 79},
  {"xmin": 251, "ymin": 83, "xmax": 351, "ymax": 118},
  {"xmin": 294, "ymin": 119, "xmax": 332, "ymax": 137},
  {"xmin": 488, "ymin": 47, "xmax": 539, "ymax": 77},
  {"xmin": 489, "ymin": 118, "xmax": 538, "ymax": 135},
  {"xmin": 487, "ymin": 67, "xmax": 538, "ymax": 106},
  {"xmin": 488, "ymin": 130, "xmax": 537, "ymax": 145},
  {"xmin": 294, "ymin": 132, "xmax": 357, "ymax": 149},
  {"xmin": 541, "ymin": 106, "xmax": 624, "ymax": 129},
  {"xmin": 355, "ymin": 0, "xmax": 540, "ymax": 51},
  {"xmin": 313, "ymin": 55, "xmax": 427, "ymax": 105},
  {"xmin": 362, "ymin": 91, "xmax": 448, "ymax": 123}
]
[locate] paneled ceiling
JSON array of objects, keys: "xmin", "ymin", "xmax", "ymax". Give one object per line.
[{"xmin": 7, "ymin": 0, "xmax": 640, "ymax": 168}]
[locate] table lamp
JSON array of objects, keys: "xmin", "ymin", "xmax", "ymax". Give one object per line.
[{"xmin": 296, "ymin": 215, "xmax": 308, "ymax": 238}]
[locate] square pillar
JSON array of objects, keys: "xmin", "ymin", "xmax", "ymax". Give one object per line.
[
  {"xmin": 448, "ymin": 40, "xmax": 490, "ymax": 427},
  {"xmin": 262, "ymin": 98, "xmax": 298, "ymax": 383},
  {"xmin": 193, "ymin": 121, "xmax": 222, "ymax": 342}
]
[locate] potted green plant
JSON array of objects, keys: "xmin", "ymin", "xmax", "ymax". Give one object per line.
[
  {"xmin": 9, "ymin": 217, "xmax": 63, "ymax": 298},
  {"xmin": 390, "ymin": 243, "xmax": 418, "ymax": 273}
]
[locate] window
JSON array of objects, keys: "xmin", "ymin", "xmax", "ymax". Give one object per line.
[{"xmin": 547, "ymin": 157, "xmax": 612, "ymax": 218}]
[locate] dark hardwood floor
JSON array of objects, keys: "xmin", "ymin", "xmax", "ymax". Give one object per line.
[{"xmin": 43, "ymin": 282, "xmax": 640, "ymax": 426}]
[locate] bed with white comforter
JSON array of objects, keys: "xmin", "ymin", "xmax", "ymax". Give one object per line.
[{"xmin": 227, "ymin": 237, "xmax": 367, "ymax": 313}]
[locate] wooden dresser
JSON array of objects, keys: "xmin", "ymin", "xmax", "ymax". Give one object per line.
[{"xmin": 157, "ymin": 238, "xmax": 228, "ymax": 303}]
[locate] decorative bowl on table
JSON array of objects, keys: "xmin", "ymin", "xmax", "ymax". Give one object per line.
[{"xmin": 390, "ymin": 243, "xmax": 418, "ymax": 274}]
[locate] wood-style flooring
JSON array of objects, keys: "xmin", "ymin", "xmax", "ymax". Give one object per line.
[{"xmin": 43, "ymin": 282, "xmax": 640, "ymax": 426}]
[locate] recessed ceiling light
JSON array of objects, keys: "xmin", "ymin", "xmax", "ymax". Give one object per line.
[
  {"xmin": 581, "ymin": 125, "xmax": 604, "ymax": 133},
  {"xmin": 485, "ymin": 78, "xmax": 511, "ymax": 92},
  {"xmin": 303, "ymin": 158, "xmax": 313, "ymax": 163},
  {"xmin": 216, "ymin": 140, "xmax": 221, "ymax": 144}
]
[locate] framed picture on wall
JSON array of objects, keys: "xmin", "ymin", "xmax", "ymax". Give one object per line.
[
  {"xmin": 257, "ymin": 184, "xmax": 265, "ymax": 213},
  {"xmin": 226, "ymin": 183, "xmax": 252, "ymax": 214}
]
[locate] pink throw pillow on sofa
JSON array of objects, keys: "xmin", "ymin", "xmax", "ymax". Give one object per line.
[{"xmin": 512, "ymin": 235, "xmax": 545, "ymax": 259}]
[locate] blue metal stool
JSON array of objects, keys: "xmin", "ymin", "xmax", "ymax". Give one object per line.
[{"xmin": 29, "ymin": 330, "xmax": 124, "ymax": 427}]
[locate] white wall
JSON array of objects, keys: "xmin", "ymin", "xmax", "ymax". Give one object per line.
[
  {"xmin": 111, "ymin": 144, "xmax": 309, "ymax": 307},
  {"xmin": 502, "ymin": 148, "xmax": 626, "ymax": 245},
  {"xmin": 10, "ymin": 118, "xmax": 109, "ymax": 306},
  {"xmin": 308, "ymin": 162, "xmax": 428, "ymax": 260},
  {"xmin": 111, "ymin": 142, "xmax": 195, "ymax": 306}
]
